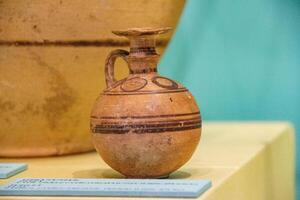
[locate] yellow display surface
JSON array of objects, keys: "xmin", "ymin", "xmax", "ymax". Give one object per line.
[{"xmin": 0, "ymin": 122, "xmax": 295, "ymax": 200}]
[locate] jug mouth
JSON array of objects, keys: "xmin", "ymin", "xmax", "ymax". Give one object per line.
[{"xmin": 112, "ymin": 27, "xmax": 171, "ymax": 37}]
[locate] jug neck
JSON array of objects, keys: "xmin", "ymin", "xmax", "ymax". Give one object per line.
[
  {"xmin": 112, "ymin": 27, "xmax": 171, "ymax": 74},
  {"xmin": 127, "ymin": 35, "xmax": 159, "ymax": 74}
]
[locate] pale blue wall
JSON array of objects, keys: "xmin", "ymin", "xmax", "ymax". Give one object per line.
[{"xmin": 160, "ymin": 0, "xmax": 300, "ymax": 198}]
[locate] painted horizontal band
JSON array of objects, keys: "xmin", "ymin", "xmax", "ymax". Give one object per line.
[
  {"xmin": 92, "ymin": 115, "xmax": 202, "ymax": 134},
  {"xmin": 129, "ymin": 68, "xmax": 157, "ymax": 74},
  {"xmin": 0, "ymin": 39, "xmax": 168, "ymax": 47},
  {"xmin": 94, "ymin": 119, "xmax": 201, "ymax": 129},
  {"xmin": 102, "ymin": 88, "xmax": 188, "ymax": 96},
  {"xmin": 91, "ymin": 111, "xmax": 200, "ymax": 120},
  {"xmin": 96, "ymin": 116, "xmax": 201, "ymax": 124},
  {"xmin": 130, "ymin": 47, "xmax": 157, "ymax": 55},
  {"xmin": 92, "ymin": 124, "xmax": 201, "ymax": 134}
]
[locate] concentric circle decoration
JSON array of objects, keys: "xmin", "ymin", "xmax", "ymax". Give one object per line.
[
  {"xmin": 120, "ymin": 77, "xmax": 148, "ymax": 92},
  {"xmin": 151, "ymin": 76, "xmax": 178, "ymax": 90}
]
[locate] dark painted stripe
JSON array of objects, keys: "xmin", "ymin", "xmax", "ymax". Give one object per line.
[
  {"xmin": 129, "ymin": 68, "xmax": 157, "ymax": 74},
  {"xmin": 0, "ymin": 39, "xmax": 168, "ymax": 47},
  {"xmin": 93, "ymin": 124, "xmax": 201, "ymax": 134},
  {"xmin": 94, "ymin": 116, "xmax": 201, "ymax": 124},
  {"xmin": 102, "ymin": 88, "xmax": 188, "ymax": 96},
  {"xmin": 94, "ymin": 120, "xmax": 201, "ymax": 129},
  {"xmin": 130, "ymin": 47, "xmax": 157, "ymax": 55},
  {"xmin": 106, "ymin": 88, "xmax": 187, "ymax": 93},
  {"xmin": 91, "ymin": 111, "xmax": 200, "ymax": 119}
]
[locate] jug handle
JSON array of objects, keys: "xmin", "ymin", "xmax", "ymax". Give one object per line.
[{"xmin": 104, "ymin": 49, "xmax": 129, "ymax": 88}]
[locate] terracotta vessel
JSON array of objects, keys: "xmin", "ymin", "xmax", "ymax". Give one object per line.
[
  {"xmin": 0, "ymin": 1, "xmax": 185, "ymax": 157},
  {"xmin": 90, "ymin": 28, "xmax": 201, "ymax": 178}
]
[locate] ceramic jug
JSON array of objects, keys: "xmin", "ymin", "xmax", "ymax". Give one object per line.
[{"xmin": 90, "ymin": 28, "xmax": 201, "ymax": 178}]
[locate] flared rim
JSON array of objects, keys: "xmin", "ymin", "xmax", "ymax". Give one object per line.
[{"xmin": 112, "ymin": 27, "xmax": 172, "ymax": 37}]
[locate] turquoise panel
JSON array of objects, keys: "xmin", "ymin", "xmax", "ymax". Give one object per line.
[{"xmin": 160, "ymin": 0, "xmax": 300, "ymax": 198}]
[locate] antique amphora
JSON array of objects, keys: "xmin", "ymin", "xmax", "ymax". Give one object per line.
[
  {"xmin": 90, "ymin": 27, "xmax": 201, "ymax": 178},
  {"xmin": 0, "ymin": 1, "xmax": 185, "ymax": 157}
]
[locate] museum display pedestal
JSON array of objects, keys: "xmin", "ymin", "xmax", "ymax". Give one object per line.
[{"xmin": 0, "ymin": 122, "xmax": 294, "ymax": 200}]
